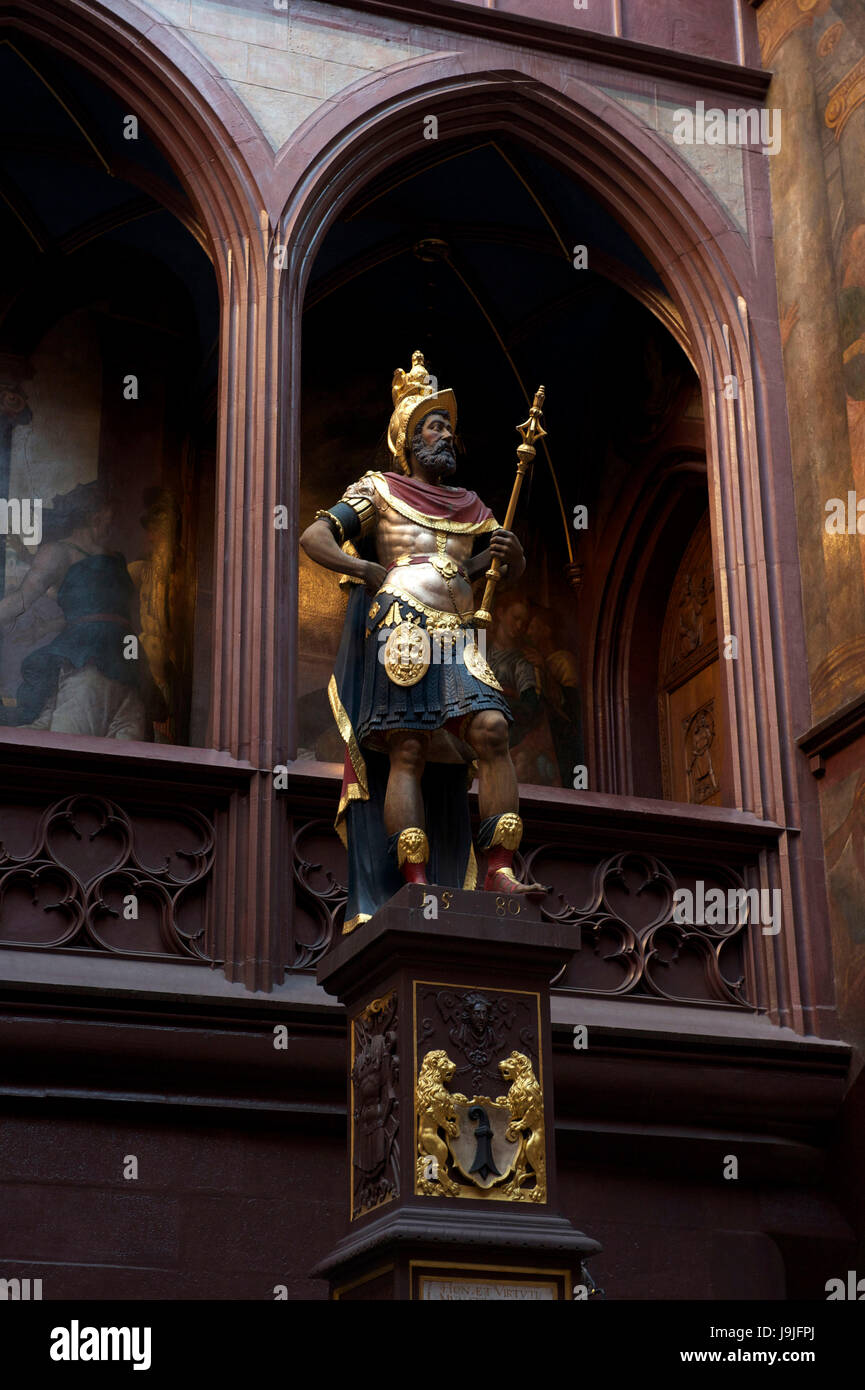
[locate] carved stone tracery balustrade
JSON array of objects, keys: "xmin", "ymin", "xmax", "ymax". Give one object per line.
[
  {"xmin": 289, "ymin": 816, "xmax": 753, "ymax": 1007},
  {"xmin": 0, "ymin": 794, "xmax": 215, "ymax": 961}
]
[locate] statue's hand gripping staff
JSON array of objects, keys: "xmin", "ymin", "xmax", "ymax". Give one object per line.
[{"xmin": 474, "ymin": 386, "xmax": 547, "ymax": 628}]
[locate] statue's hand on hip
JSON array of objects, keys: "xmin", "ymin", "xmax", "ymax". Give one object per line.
[{"xmin": 361, "ymin": 561, "xmax": 387, "ymax": 595}]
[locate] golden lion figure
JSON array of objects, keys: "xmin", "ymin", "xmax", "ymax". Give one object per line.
[
  {"xmin": 415, "ymin": 1049, "xmax": 467, "ymax": 1196},
  {"xmin": 496, "ymin": 1050, "xmax": 546, "ymax": 1202}
]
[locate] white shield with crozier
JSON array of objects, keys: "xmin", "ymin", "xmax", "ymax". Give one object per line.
[{"xmin": 447, "ymin": 1100, "xmax": 519, "ymax": 1189}]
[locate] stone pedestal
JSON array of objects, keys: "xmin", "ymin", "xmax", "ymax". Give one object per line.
[{"xmin": 312, "ymin": 883, "xmax": 600, "ymax": 1301}]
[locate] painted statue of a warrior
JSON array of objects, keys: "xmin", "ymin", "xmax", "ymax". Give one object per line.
[{"xmin": 300, "ymin": 351, "xmax": 546, "ymax": 931}]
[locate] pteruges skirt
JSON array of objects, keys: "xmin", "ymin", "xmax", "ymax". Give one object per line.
[{"xmin": 354, "ymin": 588, "xmax": 513, "ymax": 748}]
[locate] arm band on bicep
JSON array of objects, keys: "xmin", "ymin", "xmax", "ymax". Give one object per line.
[
  {"xmin": 340, "ymin": 494, "xmax": 377, "ymax": 537},
  {"xmin": 314, "ymin": 500, "xmax": 364, "ymax": 544}
]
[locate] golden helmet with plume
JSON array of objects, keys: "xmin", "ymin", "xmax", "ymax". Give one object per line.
[{"xmin": 387, "ymin": 349, "xmax": 457, "ymax": 475}]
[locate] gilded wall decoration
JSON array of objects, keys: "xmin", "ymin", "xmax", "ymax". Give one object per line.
[
  {"xmin": 414, "ymin": 983, "xmax": 545, "ymax": 1202},
  {"xmin": 825, "ymin": 54, "xmax": 865, "ymax": 138},
  {"xmin": 759, "ymin": 1, "xmax": 865, "ymax": 1042},
  {"xmin": 762, "ymin": 1, "xmax": 865, "ymax": 716},
  {"xmin": 414, "ymin": 1047, "xmax": 546, "ymax": 1204}
]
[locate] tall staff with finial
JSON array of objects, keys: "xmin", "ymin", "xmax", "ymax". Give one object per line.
[{"xmin": 473, "ymin": 386, "xmax": 547, "ymax": 627}]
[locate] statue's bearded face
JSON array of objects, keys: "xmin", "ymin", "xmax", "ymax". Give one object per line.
[{"xmin": 410, "ymin": 410, "xmax": 456, "ymax": 477}]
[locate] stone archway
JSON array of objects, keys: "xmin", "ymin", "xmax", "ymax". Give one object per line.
[
  {"xmin": 279, "ymin": 66, "xmax": 829, "ymax": 1033},
  {"xmin": 0, "ymin": 0, "xmax": 287, "ymax": 989},
  {"xmin": 2, "ymin": 0, "xmax": 278, "ymax": 759}
]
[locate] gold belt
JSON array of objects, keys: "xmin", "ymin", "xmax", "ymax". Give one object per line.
[
  {"xmin": 372, "ymin": 581, "xmax": 474, "ymax": 627},
  {"xmin": 389, "ymin": 552, "xmax": 469, "ymax": 582}
]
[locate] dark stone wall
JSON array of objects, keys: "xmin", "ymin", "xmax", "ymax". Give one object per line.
[
  {"xmin": 0, "ymin": 1104, "xmax": 345, "ymax": 1300},
  {"xmin": 2, "ymin": 1096, "xmax": 856, "ymax": 1300},
  {"xmin": 0, "ymin": 995, "xmax": 856, "ymax": 1301}
]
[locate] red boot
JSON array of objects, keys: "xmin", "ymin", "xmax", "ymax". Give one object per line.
[
  {"xmin": 479, "ymin": 815, "xmax": 547, "ymax": 900},
  {"xmin": 483, "ymin": 844, "xmax": 547, "ymax": 901}
]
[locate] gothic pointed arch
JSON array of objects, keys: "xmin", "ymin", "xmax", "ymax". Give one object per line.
[{"xmin": 278, "ymin": 65, "xmax": 828, "ymax": 1034}]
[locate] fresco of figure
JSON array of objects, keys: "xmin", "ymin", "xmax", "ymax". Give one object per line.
[
  {"xmin": 489, "ymin": 596, "xmax": 583, "ymax": 787},
  {"xmin": 0, "ymin": 480, "xmax": 160, "ymax": 739}
]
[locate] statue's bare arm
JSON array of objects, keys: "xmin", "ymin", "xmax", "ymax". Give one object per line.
[{"xmin": 299, "ymin": 518, "xmax": 385, "ymax": 595}]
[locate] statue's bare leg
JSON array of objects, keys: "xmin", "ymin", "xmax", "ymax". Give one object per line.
[
  {"xmin": 385, "ymin": 730, "xmax": 430, "ymax": 884},
  {"xmin": 465, "ymin": 710, "xmax": 547, "ymax": 898}
]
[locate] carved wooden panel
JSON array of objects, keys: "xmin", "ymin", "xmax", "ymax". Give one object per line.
[
  {"xmin": 0, "ymin": 794, "xmax": 214, "ymax": 960},
  {"xmin": 350, "ymin": 991, "xmax": 399, "ymax": 1220},
  {"xmin": 659, "ymin": 512, "xmax": 718, "ymax": 686},
  {"xmin": 667, "ymin": 679, "xmax": 724, "ymax": 806},
  {"xmin": 416, "ymin": 985, "xmax": 540, "ymax": 1098},
  {"xmin": 659, "ymin": 512, "xmax": 723, "ymax": 804},
  {"xmin": 681, "ymin": 696, "xmax": 720, "ymax": 804}
]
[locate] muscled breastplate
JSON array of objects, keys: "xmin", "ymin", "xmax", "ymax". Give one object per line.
[{"xmin": 373, "ymin": 513, "xmax": 475, "ymax": 614}]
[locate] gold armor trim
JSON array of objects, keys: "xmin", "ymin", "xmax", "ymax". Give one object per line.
[
  {"xmin": 384, "ymin": 622, "xmax": 431, "ymax": 686},
  {"xmin": 392, "ymin": 549, "xmax": 464, "ymax": 581},
  {"xmin": 463, "ymin": 640, "xmax": 503, "ymax": 691},
  {"xmin": 415, "ymin": 1048, "xmax": 546, "ymax": 1203},
  {"xmin": 342, "ymin": 911, "xmax": 372, "ymax": 935},
  {"xmin": 397, "ymin": 827, "xmax": 429, "ymax": 867},
  {"xmin": 314, "ymin": 507, "xmax": 345, "ymax": 543},
  {"xmin": 430, "ymin": 554, "xmax": 461, "ymax": 580},
  {"xmin": 375, "ymin": 581, "xmax": 472, "ymax": 626},
  {"xmin": 380, "ymin": 601, "xmax": 408, "ymax": 628},
  {"xmin": 365, "ymin": 472, "xmax": 499, "ymax": 535},
  {"xmin": 337, "ymin": 538, "xmax": 364, "ymax": 589},
  {"xmin": 490, "ymin": 812, "xmax": 523, "ymax": 851},
  {"xmin": 462, "ymin": 844, "xmax": 478, "ymax": 891},
  {"xmin": 328, "ymin": 675, "xmax": 369, "ymax": 846},
  {"xmin": 338, "ymin": 493, "xmax": 377, "ymax": 537}
]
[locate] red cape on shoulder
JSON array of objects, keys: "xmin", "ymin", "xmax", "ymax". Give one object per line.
[{"xmin": 374, "ymin": 472, "xmax": 497, "ymax": 530}]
